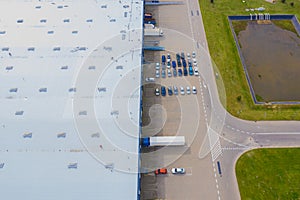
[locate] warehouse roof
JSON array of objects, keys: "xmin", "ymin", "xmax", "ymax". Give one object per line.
[{"xmin": 0, "ymin": 0, "xmax": 143, "ymax": 199}]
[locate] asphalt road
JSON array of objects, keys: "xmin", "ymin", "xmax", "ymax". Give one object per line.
[{"xmin": 141, "ymin": 0, "xmax": 300, "ymax": 199}]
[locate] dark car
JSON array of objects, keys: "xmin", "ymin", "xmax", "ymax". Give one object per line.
[
  {"xmin": 161, "ymin": 86, "xmax": 166, "ymax": 96},
  {"xmin": 176, "ymin": 53, "xmax": 181, "ymax": 61},
  {"xmin": 168, "ymin": 86, "xmax": 173, "ymax": 96},
  {"xmin": 181, "ymin": 52, "xmax": 185, "ymax": 59},
  {"xmin": 172, "ymin": 60, "xmax": 176, "ymax": 68},
  {"xmin": 162, "ymin": 55, "xmax": 166, "ymax": 63},
  {"xmin": 183, "ymin": 67, "xmax": 188, "ymax": 76},
  {"xmin": 178, "ymin": 68, "xmax": 182, "ymax": 76},
  {"xmin": 182, "ymin": 59, "xmax": 187, "ymax": 67},
  {"xmin": 177, "ymin": 60, "xmax": 182, "ymax": 67}
]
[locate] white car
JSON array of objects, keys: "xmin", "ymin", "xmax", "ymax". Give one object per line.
[
  {"xmin": 167, "ymin": 62, "xmax": 171, "ymax": 69},
  {"xmin": 186, "ymin": 86, "xmax": 191, "ymax": 95},
  {"xmin": 180, "ymin": 86, "xmax": 185, "ymax": 95},
  {"xmin": 167, "ymin": 53, "xmax": 171, "ymax": 62},
  {"xmin": 155, "ymin": 88, "xmax": 160, "ymax": 96},
  {"xmin": 155, "ymin": 62, "xmax": 160, "ymax": 70},
  {"xmin": 145, "ymin": 77, "xmax": 155, "ymax": 82},
  {"xmin": 193, "ymin": 60, "xmax": 197, "ymax": 66},
  {"xmin": 194, "ymin": 67, "xmax": 199, "ymax": 76},
  {"xmin": 186, "ymin": 53, "xmax": 191, "ymax": 59},
  {"xmin": 171, "ymin": 168, "xmax": 185, "ymax": 174},
  {"xmin": 192, "ymin": 86, "xmax": 197, "ymax": 94}
]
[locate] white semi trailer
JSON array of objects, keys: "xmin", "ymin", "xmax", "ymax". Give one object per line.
[{"xmin": 142, "ymin": 136, "xmax": 185, "ymax": 147}]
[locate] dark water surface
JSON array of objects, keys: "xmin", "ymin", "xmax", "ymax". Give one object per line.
[{"xmin": 238, "ymin": 21, "xmax": 300, "ymax": 102}]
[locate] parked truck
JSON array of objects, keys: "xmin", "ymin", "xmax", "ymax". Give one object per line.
[
  {"xmin": 144, "ymin": 27, "xmax": 163, "ymax": 36},
  {"xmin": 144, "ymin": 19, "xmax": 156, "ymax": 25},
  {"xmin": 142, "ymin": 136, "xmax": 185, "ymax": 147},
  {"xmin": 144, "ymin": 13, "xmax": 153, "ymax": 19}
]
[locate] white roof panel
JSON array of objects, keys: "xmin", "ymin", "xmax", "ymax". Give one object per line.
[{"xmin": 0, "ymin": 0, "xmax": 143, "ymax": 199}]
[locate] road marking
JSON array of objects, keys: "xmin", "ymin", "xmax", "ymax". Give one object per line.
[
  {"xmin": 255, "ymin": 132, "xmax": 300, "ymax": 135},
  {"xmin": 222, "ymin": 147, "xmax": 250, "ymax": 151}
]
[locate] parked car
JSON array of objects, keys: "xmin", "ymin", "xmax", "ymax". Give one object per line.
[
  {"xmin": 192, "ymin": 51, "xmax": 196, "ymax": 58},
  {"xmin": 155, "ymin": 168, "xmax": 167, "ymax": 175},
  {"xmin": 194, "ymin": 67, "xmax": 199, "ymax": 76},
  {"xmin": 156, "ymin": 62, "xmax": 160, "ymax": 70},
  {"xmin": 186, "ymin": 86, "xmax": 191, "ymax": 95},
  {"xmin": 183, "ymin": 68, "xmax": 188, "ymax": 76},
  {"xmin": 172, "ymin": 60, "xmax": 176, "ymax": 68},
  {"xmin": 155, "ymin": 70, "xmax": 160, "ymax": 78},
  {"xmin": 167, "ymin": 69, "xmax": 172, "ymax": 77},
  {"xmin": 193, "ymin": 59, "xmax": 197, "ymax": 66},
  {"xmin": 180, "ymin": 86, "xmax": 185, "ymax": 95},
  {"xmin": 145, "ymin": 77, "xmax": 155, "ymax": 82},
  {"xmin": 182, "ymin": 59, "xmax": 187, "ymax": 67},
  {"xmin": 177, "ymin": 60, "xmax": 182, "ymax": 67},
  {"xmin": 167, "ymin": 61, "xmax": 171, "ymax": 69},
  {"xmin": 178, "ymin": 68, "xmax": 182, "ymax": 76},
  {"xmin": 168, "ymin": 86, "xmax": 173, "ymax": 96},
  {"xmin": 173, "ymin": 69, "xmax": 177, "ymax": 77},
  {"xmin": 167, "ymin": 53, "xmax": 171, "ymax": 62},
  {"xmin": 155, "ymin": 88, "xmax": 160, "ymax": 96},
  {"xmin": 161, "ymin": 70, "xmax": 166, "ymax": 78},
  {"xmin": 189, "ymin": 66, "xmax": 194, "ymax": 76},
  {"xmin": 176, "ymin": 53, "xmax": 181, "ymax": 61},
  {"xmin": 181, "ymin": 52, "xmax": 185, "ymax": 59},
  {"xmin": 171, "ymin": 168, "xmax": 185, "ymax": 174},
  {"xmin": 192, "ymin": 86, "xmax": 197, "ymax": 94},
  {"xmin": 173, "ymin": 86, "xmax": 178, "ymax": 95},
  {"xmin": 162, "ymin": 55, "xmax": 166, "ymax": 63},
  {"xmin": 161, "ymin": 86, "xmax": 166, "ymax": 96},
  {"xmin": 186, "ymin": 53, "xmax": 191, "ymax": 59}
]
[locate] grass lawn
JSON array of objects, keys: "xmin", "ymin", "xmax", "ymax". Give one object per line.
[
  {"xmin": 199, "ymin": 0, "xmax": 300, "ymax": 120},
  {"xmin": 236, "ymin": 148, "xmax": 300, "ymax": 200}
]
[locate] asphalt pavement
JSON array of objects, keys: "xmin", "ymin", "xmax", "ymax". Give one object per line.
[{"xmin": 141, "ymin": 0, "xmax": 300, "ymax": 199}]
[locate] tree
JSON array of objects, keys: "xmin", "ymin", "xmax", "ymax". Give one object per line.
[
  {"xmin": 290, "ymin": 2, "xmax": 294, "ymax": 6},
  {"xmin": 281, "ymin": 0, "xmax": 286, "ymax": 3},
  {"xmin": 211, "ymin": 0, "xmax": 214, "ymax": 3}
]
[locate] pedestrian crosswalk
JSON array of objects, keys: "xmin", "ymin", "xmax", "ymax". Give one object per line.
[{"xmin": 207, "ymin": 127, "xmax": 222, "ymax": 161}]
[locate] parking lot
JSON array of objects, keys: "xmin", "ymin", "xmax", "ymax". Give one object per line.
[{"xmin": 140, "ymin": 1, "xmax": 222, "ymax": 200}]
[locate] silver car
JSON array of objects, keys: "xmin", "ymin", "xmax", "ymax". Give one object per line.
[
  {"xmin": 180, "ymin": 86, "xmax": 185, "ymax": 95},
  {"xmin": 186, "ymin": 86, "xmax": 191, "ymax": 95},
  {"xmin": 155, "ymin": 70, "xmax": 160, "ymax": 78},
  {"xmin": 167, "ymin": 69, "xmax": 172, "ymax": 77},
  {"xmin": 173, "ymin": 86, "xmax": 178, "ymax": 95}
]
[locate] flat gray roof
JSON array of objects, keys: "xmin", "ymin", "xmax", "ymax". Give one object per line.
[{"xmin": 0, "ymin": 0, "xmax": 143, "ymax": 199}]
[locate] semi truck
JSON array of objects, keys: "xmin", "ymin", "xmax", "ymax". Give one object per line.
[{"xmin": 142, "ymin": 136, "xmax": 185, "ymax": 147}]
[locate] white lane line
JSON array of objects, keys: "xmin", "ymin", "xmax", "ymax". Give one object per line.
[{"xmin": 255, "ymin": 132, "xmax": 300, "ymax": 135}]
